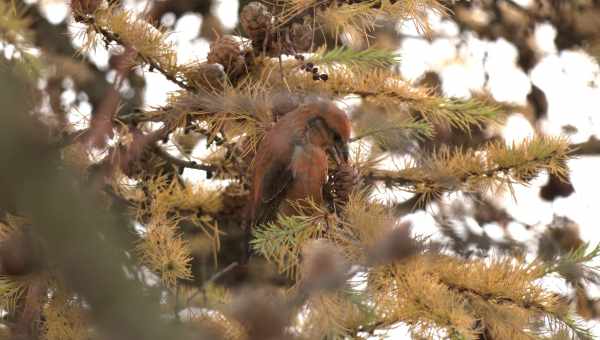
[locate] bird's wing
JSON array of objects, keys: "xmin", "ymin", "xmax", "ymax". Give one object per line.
[
  {"xmin": 261, "ymin": 158, "xmax": 294, "ymax": 204},
  {"xmin": 248, "ymin": 133, "xmax": 299, "ymax": 226},
  {"xmin": 253, "ymin": 155, "xmax": 294, "ymax": 225}
]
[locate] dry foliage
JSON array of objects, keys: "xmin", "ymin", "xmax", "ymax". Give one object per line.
[{"xmin": 0, "ymin": 0, "xmax": 597, "ymax": 339}]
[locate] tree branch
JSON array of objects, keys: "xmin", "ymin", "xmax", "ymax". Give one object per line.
[
  {"xmin": 74, "ymin": 15, "xmax": 196, "ymax": 92},
  {"xmin": 185, "ymin": 261, "xmax": 239, "ymax": 307},
  {"xmin": 571, "ymin": 137, "xmax": 600, "ymax": 156}
]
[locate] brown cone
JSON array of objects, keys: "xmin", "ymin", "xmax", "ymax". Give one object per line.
[
  {"xmin": 207, "ymin": 36, "xmax": 247, "ymax": 80},
  {"xmin": 290, "ymin": 21, "xmax": 313, "ymax": 52},
  {"xmin": 240, "ymin": 2, "xmax": 272, "ymax": 42},
  {"xmin": 186, "ymin": 62, "xmax": 226, "ymax": 91},
  {"xmin": 331, "ymin": 164, "xmax": 359, "ymax": 207}
]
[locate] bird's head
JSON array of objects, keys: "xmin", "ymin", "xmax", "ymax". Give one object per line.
[{"xmin": 304, "ymin": 101, "xmax": 351, "ymax": 164}]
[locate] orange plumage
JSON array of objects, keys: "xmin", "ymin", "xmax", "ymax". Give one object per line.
[{"xmin": 244, "ymin": 100, "xmax": 351, "ymax": 258}]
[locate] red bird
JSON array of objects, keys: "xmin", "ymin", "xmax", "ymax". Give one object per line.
[{"xmin": 244, "ymin": 100, "xmax": 351, "ymax": 257}]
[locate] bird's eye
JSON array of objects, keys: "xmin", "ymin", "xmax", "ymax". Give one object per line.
[{"xmin": 333, "ymin": 133, "xmax": 342, "ymax": 142}]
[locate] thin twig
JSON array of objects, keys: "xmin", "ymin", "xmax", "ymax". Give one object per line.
[
  {"xmin": 571, "ymin": 137, "xmax": 600, "ymax": 156},
  {"xmin": 364, "ymin": 152, "xmax": 563, "ymax": 189},
  {"xmin": 75, "ymin": 15, "xmax": 195, "ymax": 92},
  {"xmin": 50, "ymin": 129, "xmax": 90, "ymax": 148},
  {"xmin": 139, "ymin": 54, "xmax": 196, "ymax": 92},
  {"xmin": 185, "ymin": 262, "xmax": 239, "ymax": 307},
  {"xmin": 153, "ymin": 145, "xmax": 217, "ymax": 172}
]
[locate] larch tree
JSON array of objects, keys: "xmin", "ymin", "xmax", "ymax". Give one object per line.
[{"xmin": 1, "ymin": 0, "xmax": 599, "ymax": 339}]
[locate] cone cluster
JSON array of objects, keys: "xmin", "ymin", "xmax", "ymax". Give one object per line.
[
  {"xmin": 240, "ymin": 1, "xmax": 314, "ymax": 55},
  {"xmin": 330, "ymin": 164, "xmax": 359, "ymax": 207}
]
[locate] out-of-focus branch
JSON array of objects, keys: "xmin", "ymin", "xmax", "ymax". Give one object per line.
[
  {"xmin": 16, "ymin": 0, "xmax": 143, "ymax": 117},
  {"xmin": 363, "ymin": 137, "xmax": 570, "ymax": 209},
  {"xmin": 571, "ymin": 137, "xmax": 600, "ymax": 156},
  {"xmin": 0, "ymin": 64, "xmax": 216, "ymax": 340},
  {"xmin": 185, "ymin": 261, "xmax": 239, "ymax": 308}
]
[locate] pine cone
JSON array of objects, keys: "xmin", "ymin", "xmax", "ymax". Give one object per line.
[
  {"xmin": 187, "ymin": 62, "xmax": 226, "ymax": 91},
  {"xmin": 289, "ymin": 21, "xmax": 313, "ymax": 52},
  {"xmin": 207, "ymin": 36, "xmax": 248, "ymax": 80},
  {"xmin": 330, "ymin": 164, "xmax": 360, "ymax": 207},
  {"xmin": 240, "ymin": 2, "xmax": 272, "ymax": 43}
]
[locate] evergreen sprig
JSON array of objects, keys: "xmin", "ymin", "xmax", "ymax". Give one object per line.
[
  {"xmin": 0, "ymin": 1, "xmax": 32, "ymax": 44},
  {"xmin": 309, "ymin": 46, "xmax": 401, "ymax": 69},
  {"xmin": 0, "ymin": 1, "xmax": 43, "ymax": 77},
  {"xmin": 314, "ymin": 0, "xmax": 447, "ymax": 36},
  {"xmin": 541, "ymin": 312, "xmax": 595, "ymax": 340},
  {"xmin": 273, "ymin": 67, "xmax": 502, "ymax": 134},
  {"xmin": 251, "ymin": 214, "xmax": 326, "ymax": 278},
  {"xmin": 0, "ymin": 276, "xmax": 27, "ymax": 312},
  {"xmin": 365, "ymin": 136, "xmax": 571, "ymax": 204},
  {"xmin": 350, "ymin": 117, "xmax": 434, "ymax": 143},
  {"xmin": 368, "ymin": 254, "xmax": 587, "ymax": 339},
  {"xmin": 77, "ymin": 3, "xmax": 195, "ymax": 91},
  {"xmin": 417, "ymin": 97, "xmax": 503, "ymax": 132},
  {"xmin": 541, "ymin": 243, "xmax": 600, "ymax": 284}
]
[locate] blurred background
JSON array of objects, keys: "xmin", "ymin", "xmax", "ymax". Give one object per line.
[{"xmin": 2, "ymin": 0, "xmax": 600, "ymax": 338}]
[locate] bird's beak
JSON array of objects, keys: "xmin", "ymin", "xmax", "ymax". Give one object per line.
[{"xmin": 328, "ymin": 142, "xmax": 349, "ymax": 165}]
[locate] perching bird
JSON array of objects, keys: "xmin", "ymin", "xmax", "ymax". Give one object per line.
[{"xmin": 244, "ymin": 100, "xmax": 351, "ymax": 258}]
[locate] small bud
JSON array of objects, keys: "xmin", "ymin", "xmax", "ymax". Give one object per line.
[
  {"xmin": 312, "ymin": 74, "xmax": 320, "ymax": 81},
  {"xmin": 312, "ymin": 67, "xmax": 319, "ymax": 73},
  {"xmin": 320, "ymin": 74, "xmax": 329, "ymax": 81},
  {"xmin": 306, "ymin": 62, "xmax": 314, "ymax": 69}
]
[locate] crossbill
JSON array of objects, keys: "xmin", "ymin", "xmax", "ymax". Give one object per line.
[{"xmin": 243, "ymin": 100, "xmax": 351, "ymax": 260}]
